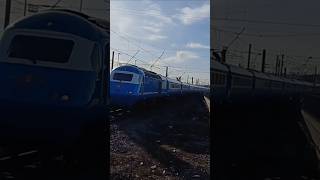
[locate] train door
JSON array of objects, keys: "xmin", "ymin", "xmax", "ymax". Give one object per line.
[
  {"xmin": 158, "ymin": 80, "xmax": 161, "ymax": 94},
  {"xmin": 91, "ymin": 43, "xmax": 103, "ymax": 105},
  {"xmin": 140, "ymin": 76, "xmax": 144, "ymax": 95},
  {"xmin": 225, "ymin": 65, "xmax": 232, "ymax": 99}
]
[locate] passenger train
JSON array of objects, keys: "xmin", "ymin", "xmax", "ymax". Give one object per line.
[
  {"xmin": 110, "ymin": 65, "xmax": 209, "ymax": 107},
  {"xmin": 211, "ymin": 53, "xmax": 319, "ymax": 105},
  {"xmin": 0, "ymin": 10, "xmax": 109, "ymax": 148}
]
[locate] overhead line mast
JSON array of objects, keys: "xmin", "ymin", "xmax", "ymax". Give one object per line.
[{"xmin": 150, "ymin": 49, "xmax": 165, "ymax": 71}]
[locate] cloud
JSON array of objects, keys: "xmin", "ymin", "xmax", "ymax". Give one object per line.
[
  {"xmin": 186, "ymin": 42, "xmax": 209, "ymax": 49},
  {"xmin": 176, "ymin": 51, "xmax": 199, "ymax": 59},
  {"xmin": 111, "ymin": 0, "xmax": 172, "ymax": 44},
  {"xmin": 143, "ymin": 26, "xmax": 161, "ymax": 33},
  {"xmin": 142, "ymin": 0, "xmax": 174, "ymax": 25},
  {"xmin": 175, "ymin": 1, "xmax": 210, "ymax": 25},
  {"xmin": 163, "ymin": 50, "xmax": 199, "ymax": 64},
  {"xmin": 146, "ymin": 34, "xmax": 167, "ymax": 41}
]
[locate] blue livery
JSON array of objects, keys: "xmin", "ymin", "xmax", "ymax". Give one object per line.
[
  {"xmin": 211, "ymin": 54, "xmax": 317, "ymax": 105},
  {"xmin": 0, "ymin": 9, "xmax": 109, "ymax": 144},
  {"xmin": 110, "ymin": 65, "xmax": 209, "ymax": 107}
]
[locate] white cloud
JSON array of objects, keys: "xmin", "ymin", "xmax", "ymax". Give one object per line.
[
  {"xmin": 143, "ymin": 26, "xmax": 161, "ymax": 33},
  {"xmin": 111, "ymin": 0, "xmax": 172, "ymax": 45},
  {"xmin": 186, "ymin": 42, "xmax": 209, "ymax": 49},
  {"xmin": 175, "ymin": 1, "xmax": 210, "ymax": 25},
  {"xmin": 146, "ymin": 34, "xmax": 167, "ymax": 41},
  {"xmin": 177, "ymin": 51, "xmax": 199, "ymax": 59},
  {"xmin": 163, "ymin": 51, "xmax": 199, "ymax": 64},
  {"xmin": 142, "ymin": 0, "xmax": 174, "ymax": 25}
]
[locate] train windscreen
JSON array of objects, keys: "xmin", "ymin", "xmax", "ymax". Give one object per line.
[
  {"xmin": 8, "ymin": 35, "xmax": 74, "ymax": 63},
  {"xmin": 113, "ymin": 73, "xmax": 133, "ymax": 81}
]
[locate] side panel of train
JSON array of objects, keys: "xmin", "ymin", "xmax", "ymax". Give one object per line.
[
  {"xmin": 211, "ymin": 61, "xmax": 229, "ymax": 103},
  {"xmin": 167, "ymin": 80, "xmax": 182, "ymax": 95},
  {"xmin": 228, "ymin": 65, "xmax": 254, "ymax": 102},
  {"xmin": 142, "ymin": 73, "xmax": 162, "ymax": 97},
  {"xmin": 211, "ymin": 60, "xmax": 315, "ymax": 105}
]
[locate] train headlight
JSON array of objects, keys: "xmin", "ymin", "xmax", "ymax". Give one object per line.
[
  {"xmin": 60, "ymin": 95, "xmax": 70, "ymax": 101},
  {"xmin": 128, "ymin": 91, "xmax": 133, "ymax": 95}
]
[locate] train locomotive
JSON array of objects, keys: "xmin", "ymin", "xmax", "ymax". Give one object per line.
[
  {"xmin": 110, "ymin": 65, "xmax": 209, "ymax": 107},
  {"xmin": 211, "ymin": 54, "xmax": 317, "ymax": 105},
  {"xmin": 0, "ymin": 10, "xmax": 109, "ymax": 148}
]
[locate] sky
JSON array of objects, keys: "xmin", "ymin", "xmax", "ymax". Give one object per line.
[
  {"xmin": 212, "ymin": 0, "xmax": 320, "ymax": 75},
  {"xmin": 111, "ymin": 0, "xmax": 210, "ymax": 85}
]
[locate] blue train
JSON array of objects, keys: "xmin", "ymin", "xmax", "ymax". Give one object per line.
[
  {"xmin": 211, "ymin": 53, "xmax": 318, "ymax": 105},
  {"xmin": 0, "ymin": 10, "xmax": 109, "ymax": 146},
  {"xmin": 110, "ymin": 65, "xmax": 209, "ymax": 107}
]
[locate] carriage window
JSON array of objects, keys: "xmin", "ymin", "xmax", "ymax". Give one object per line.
[
  {"xmin": 113, "ymin": 73, "xmax": 133, "ymax": 81},
  {"xmin": 8, "ymin": 35, "xmax": 74, "ymax": 63},
  {"xmin": 213, "ymin": 72, "xmax": 226, "ymax": 85},
  {"xmin": 170, "ymin": 83, "xmax": 180, "ymax": 89},
  {"xmin": 233, "ymin": 76, "xmax": 252, "ymax": 86}
]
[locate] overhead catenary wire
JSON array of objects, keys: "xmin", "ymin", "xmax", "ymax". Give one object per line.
[
  {"xmin": 213, "ymin": 17, "xmax": 320, "ymax": 28},
  {"xmin": 212, "ymin": 26, "xmax": 320, "ymax": 38}
]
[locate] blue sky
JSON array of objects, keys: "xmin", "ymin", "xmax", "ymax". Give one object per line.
[{"xmin": 111, "ymin": 0, "xmax": 210, "ymax": 85}]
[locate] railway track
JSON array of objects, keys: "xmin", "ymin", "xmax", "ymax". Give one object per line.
[
  {"xmin": 109, "ymin": 107, "xmax": 131, "ymax": 121},
  {"xmin": 0, "ymin": 147, "xmax": 64, "ymax": 179}
]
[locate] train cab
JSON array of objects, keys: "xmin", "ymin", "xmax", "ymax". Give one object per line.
[
  {"xmin": 0, "ymin": 10, "xmax": 109, "ymax": 110},
  {"xmin": 110, "ymin": 65, "xmax": 144, "ymax": 106},
  {"xmin": 0, "ymin": 9, "xmax": 109, "ymax": 145}
]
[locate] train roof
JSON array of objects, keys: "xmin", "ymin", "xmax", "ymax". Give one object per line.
[
  {"xmin": 5, "ymin": 9, "xmax": 108, "ymax": 41},
  {"xmin": 250, "ymin": 70, "xmax": 270, "ymax": 79},
  {"xmin": 265, "ymin": 74, "xmax": 286, "ymax": 82},
  {"xmin": 228, "ymin": 64, "xmax": 253, "ymax": 77},
  {"xmin": 211, "ymin": 60, "xmax": 228, "ymax": 72},
  {"xmin": 114, "ymin": 65, "xmax": 162, "ymax": 79},
  {"xmin": 167, "ymin": 77, "xmax": 182, "ymax": 84},
  {"xmin": 113, "ymin": 65, "xmax": 144, "ymax": 74}
]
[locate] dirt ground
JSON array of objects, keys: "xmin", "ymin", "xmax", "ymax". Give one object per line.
[{"xmin": 110, "ymin": 95, "xmax": 210, "ymax": 180}]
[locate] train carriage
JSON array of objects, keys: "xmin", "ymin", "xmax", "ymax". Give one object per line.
[
  {"xmin": 211, "ymin": 60, "xmax": 229, "ymax": 103},
  {"xmin": 160, "ymin": 75, "xmax": 169, "ymax": 95},
  {"xmin": 251, "ymin": 70, "xmax": 271, "ymax": 99},
  {"xmin": 267, "ymin": 75, "xmax": 285, "ymax": 96},
  {"xmin": 229, "ymin": 65, "xmax": 254, "ymax": 101}
]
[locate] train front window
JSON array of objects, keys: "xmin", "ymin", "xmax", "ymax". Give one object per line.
[
  {"xmin": 8, "ymin": 35, "xmax": 74, "ymax": 63},
  {"xmin": 113, "ymin": 73, "xmax": 133, "ymax": 81}
]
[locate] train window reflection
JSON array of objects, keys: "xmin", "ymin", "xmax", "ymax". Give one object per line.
[
  {"xmin": 113, "ymin": 73, "xmax": 133, "ymax": 81},
  {"xmin": 8, "ymin": 35, "xmax": 74, "ymax": 63}
]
